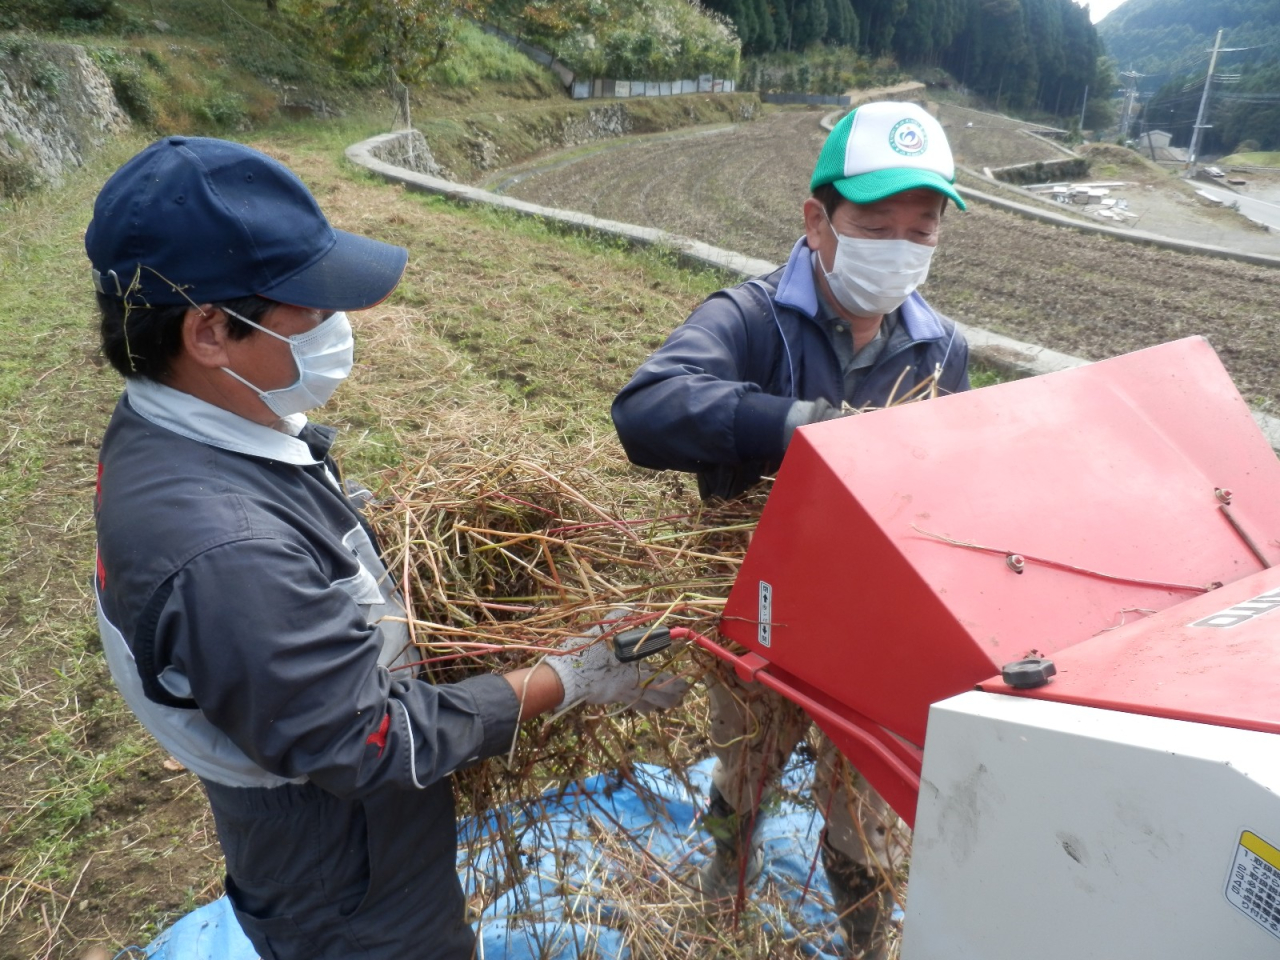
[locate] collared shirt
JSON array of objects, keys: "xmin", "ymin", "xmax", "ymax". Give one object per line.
[
  {"xmin": 812, "ymin": 286, "xmax": 900, "ymax": 405},
  {"xmin": 126, "ymin": 377, "xmax": 320, "ymax": 464},
  {"xmin": 95, "ymin": 380, "xmax": 522, "ymax": 959}
]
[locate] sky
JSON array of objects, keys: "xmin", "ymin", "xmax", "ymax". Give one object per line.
[{"xmin": 1076, "ymin": 0, "xmax": 1127, "ymax": 23}]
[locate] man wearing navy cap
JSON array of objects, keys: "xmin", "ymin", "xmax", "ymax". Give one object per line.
[
  {"xmin": 88, "ymin": 137, "xmax": 681, "ymax": 960},
  {"xmin": 612, "ymin": 103, "xmax": 972, "ymax": 958}
]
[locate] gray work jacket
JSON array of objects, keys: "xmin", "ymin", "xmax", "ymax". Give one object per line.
[{"xmin": 94, "ymin": 379, "xmax": 520, "ymax": 959}]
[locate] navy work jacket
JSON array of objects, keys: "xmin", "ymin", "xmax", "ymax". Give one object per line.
[{"xmin": 612, "ymin": 238, "xmax": 971, "ymax": 499}]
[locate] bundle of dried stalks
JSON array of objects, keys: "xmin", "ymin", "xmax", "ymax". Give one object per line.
[{"xmin": 364, "ymin": 428, "xmax": 765, "ymax": 811}]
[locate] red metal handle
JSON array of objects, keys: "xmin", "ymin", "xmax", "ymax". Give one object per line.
[{"xmin": 674, "ymin": 626, "xmax": 923, "ymax": 828}]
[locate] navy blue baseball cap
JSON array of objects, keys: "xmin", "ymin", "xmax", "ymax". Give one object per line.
[{"xmin": 85, "ymin": 136, "xmax": 408, "ymax": 310}]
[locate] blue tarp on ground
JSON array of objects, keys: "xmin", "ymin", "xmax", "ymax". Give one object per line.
[{"xmin": 142, "ymin": 759, "xmax": 859, "ymax": 960}]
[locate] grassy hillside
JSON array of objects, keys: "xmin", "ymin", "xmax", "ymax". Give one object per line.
[
  {"xmin": 1, "ymin": 0, "xmax": 762, "ymax": 198},
  {"xmin": 1218, "ymin": 151, "xmax": 1280, "ymax": 167},
  {"xmin": 74, "ymin": 2, "xmax": 563, "ymax": 133}
]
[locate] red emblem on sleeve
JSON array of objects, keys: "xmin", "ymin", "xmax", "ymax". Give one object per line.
[{"xmin": 366, "ymin": 712, "xmax": 390, "ymax": 757}]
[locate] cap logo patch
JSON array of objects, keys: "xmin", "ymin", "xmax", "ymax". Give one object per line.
[{"xmin": 889, "ymin": 118, "xmax": 928, "ymax": 157}]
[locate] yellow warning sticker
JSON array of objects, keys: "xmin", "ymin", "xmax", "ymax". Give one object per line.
[{"xmin": 1226, "ymin": 831, "xmax": 1280, "ymax": 941}]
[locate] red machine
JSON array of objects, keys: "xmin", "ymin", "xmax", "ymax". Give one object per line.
[{"xmin": 689, "ymin": 337, "xmax": 1280, "ymax": 957}]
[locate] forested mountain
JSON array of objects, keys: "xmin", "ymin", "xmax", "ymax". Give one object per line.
[
  {"xmin": 706, "ymin": 0, "xmax": 1106, "ymax": 119},
  {"xmin": 1098, "ymin": 0, "xmax": 1280, "ymax": 76},
  {"xmin": 1099, "ymin": 0, "xmax": 1280, "ymax": 153}
]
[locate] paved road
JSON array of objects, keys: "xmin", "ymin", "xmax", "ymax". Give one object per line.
[{"xmin": 1196, "ymin": 182, "xmax": 1280, "ymax": 233}]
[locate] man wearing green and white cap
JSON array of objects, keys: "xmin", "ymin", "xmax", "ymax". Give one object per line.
[{"xmin": 612, "ymin": 102, "xmax": 971, "ymax": 958}]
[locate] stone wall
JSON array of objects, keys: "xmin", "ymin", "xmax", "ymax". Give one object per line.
[
  {"xmin": 989, "ymin": 157, "xmax": 1090, "ymax": 187},
  {"xmin": 0, "ymin": 39, "xmax": 129, "ymax": 194},
  {"xmin": 556, "ymin": 103, "xmax": 631, "ymax": 145},
  {"xmin": 365, "ymin": 129, "xmax": 441, "ymax": 177}
]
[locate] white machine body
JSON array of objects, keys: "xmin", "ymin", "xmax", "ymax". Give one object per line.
[{"xmin": 903, "ymin": 691, "xmax": 1280, "ymax": 960}]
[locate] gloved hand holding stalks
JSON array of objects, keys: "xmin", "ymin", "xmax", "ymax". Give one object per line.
[{"xmin": 544, "ymin": 609, "xmax": 689, "ymax": 712}]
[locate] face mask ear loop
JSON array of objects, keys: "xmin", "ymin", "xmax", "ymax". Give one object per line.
[
  {"xmin": 220, "ymin": 305, "xmax": 288, "ymax": 343},
  {"xmin": 816, "ymin": 206, "xmax": 841, "ymax": 278},
  {"xmin": 220, "ymin": 365, "xmax": 265, "ymax": 395},
  {"xmin": 216, "ymin": 305, "xmax": 298, "ymax": 410},
  {"xmin": 746, "ymin": 279, "xmax": 796, "ymax": 400}
]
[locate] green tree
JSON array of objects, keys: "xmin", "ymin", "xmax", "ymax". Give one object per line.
[
  {"xmin": 792, "ymin": 0, "xmax": 828, "ymax": 48},
  {"xmin": 852, "ymin": 0, "xmax": 907, "ymax": 54},
  {"xmin": 823, "ymin": 0, "xmax": 857, "ymax": 47},
  {"xmin": 774, "ymin": 0, "xmax": 792, "ymax": 51},
  {"xmin": 1083, "ymin": 56, "xmax": 1118, "ymax": 130},
  {"xmin": 296, "ymin": 0, "xmax": 460, "ymax": 126},
  {"xmin": 752, "ymin": 0, "xmax": 777, "ymax": 52},
  {"xmin": 892, "ymin": 0, "xmax": 938, "ymax": 63}
]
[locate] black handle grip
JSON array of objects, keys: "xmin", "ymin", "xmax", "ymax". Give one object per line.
[{"xmin": 612, "ymin": 625, "xmax": 672, "ymax": 663}]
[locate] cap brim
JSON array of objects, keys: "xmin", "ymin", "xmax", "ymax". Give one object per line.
[
  {"xmin": 832, "ymin": 168, "xmax": 967, "ymax": 211},
  {"xmin": 259, "ymin": 229, "xmax": 408, "ymax": 311}
]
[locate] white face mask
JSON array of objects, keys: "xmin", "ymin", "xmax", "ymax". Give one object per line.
[
  {"xmin": 815, "ymin": 212, "xmax": 936, "ymax": 317},
  {"xmin": 220, "ymin": 308, "xmax": 354, "ymax": 418}
]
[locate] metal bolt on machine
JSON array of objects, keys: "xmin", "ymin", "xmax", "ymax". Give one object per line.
[{"xmin": 692, "ymin": 337, "xmax": 1280, "ymax": 958}]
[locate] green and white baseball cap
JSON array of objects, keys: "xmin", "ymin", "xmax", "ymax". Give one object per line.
[{"xmin": 811, "ymin": 101, "xmax": 965, "ymax": 210}]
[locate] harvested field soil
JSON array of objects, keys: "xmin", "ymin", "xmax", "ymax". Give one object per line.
[
  {"xmin": 504, "ymin": 109, "xmax": 1280, "ymax": 409},
  {"xmin": 933, "ymin": 102, "xmax": 1075, "ymax": 170}
]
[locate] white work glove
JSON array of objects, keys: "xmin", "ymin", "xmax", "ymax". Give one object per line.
[
  {"xmin": 544, "ymin": 610, "xmax": 690, "ymax": 713},
  {"xmin": 783, "ymin": 397, "xmax": 852, "ymax": 447}
]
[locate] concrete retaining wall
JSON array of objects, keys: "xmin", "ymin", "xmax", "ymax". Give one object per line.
[
  {"xmin": 364, "ymin": 129, "xmax": 440, "ymax": 176},
  {"xmin": 474, "ymin": 22, "xmax": 736, "ymax": 99},
  {"xmin": 762, "ymin": 92, "xmax": 851, "ymax": 106}
]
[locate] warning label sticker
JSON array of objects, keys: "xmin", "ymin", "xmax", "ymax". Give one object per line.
[
  {"xmin": 757, "ymin": 581, "xmax": 772, "ymax": 648},
  {"xmin": 1225, "ymin": 830, "xmax": 1280, "ymax": 941}
]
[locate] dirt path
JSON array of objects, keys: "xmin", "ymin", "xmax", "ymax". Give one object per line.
[
  {"xmin": 845, "ymin": 80, "xmax": 925, "ymax": 104},
  {"xmin": 505, "ymin": 109, "xmax": 1280, "ymax": 408}
]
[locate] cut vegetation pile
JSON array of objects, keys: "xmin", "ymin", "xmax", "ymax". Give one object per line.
[
  {"xmin": 358, "ymin": 431, "xmax": 788, "ymax": 957},
  {"xmin": 364, "ymin": 438, "xmax": 755, "ymax": 811}
]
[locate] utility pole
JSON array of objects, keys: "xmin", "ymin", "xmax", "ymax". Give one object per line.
[
  {"xmin": 1188, "ymin": 28, "xmax": 1225, "ymax": 175},
  {"xmin": 1119, "ymin": 68, "xmax": 1141, "ymax": 143},
  {"xmin": 1078, "ymin": 84, "xmax": 1089, "ymax": 132}
]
